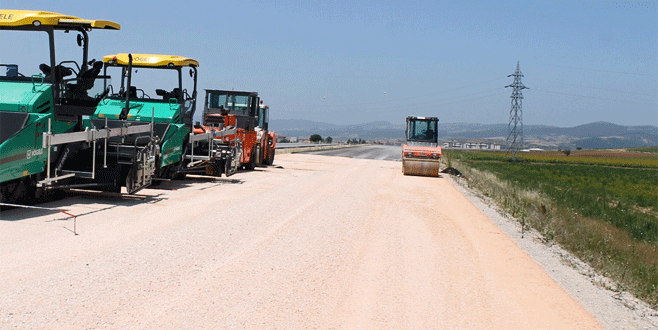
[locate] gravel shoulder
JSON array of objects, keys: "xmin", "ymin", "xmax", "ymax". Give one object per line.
[{"xmin": 447, "ymin": 175, "xmax": 658, "ymax": 330}]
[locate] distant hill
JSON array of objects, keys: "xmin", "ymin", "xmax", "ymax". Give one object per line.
[
  {"xmin": 271, "ymin": 119, "xmax": 657, "ymax": 150},
  {"xmin": 272, "ymin": 119, "xmax": 405, "ymax": 140}
]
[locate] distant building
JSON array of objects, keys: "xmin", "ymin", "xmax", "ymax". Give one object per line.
[{"xmin": 442, "ymin": 141, "xmax": 501, "ymax": 150}]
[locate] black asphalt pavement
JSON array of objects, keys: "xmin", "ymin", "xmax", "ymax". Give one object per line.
[{"xmin": 300, "ymin": 145, "xmax": 401, "ymax": 161}]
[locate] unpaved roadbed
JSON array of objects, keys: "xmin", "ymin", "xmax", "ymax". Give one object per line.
[{"xmin": 0, "ymin": 153, "xmax": 640, "ymax": 329}]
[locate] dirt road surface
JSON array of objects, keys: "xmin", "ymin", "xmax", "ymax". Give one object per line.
[{"xmin": 0, "ymin": 153, "xmax": 604, "ymax": 329}]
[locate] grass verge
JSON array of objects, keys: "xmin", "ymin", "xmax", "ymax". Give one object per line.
[{"xmin": 445, "ymin": 150, "xmax": 658, "ymax": 307}]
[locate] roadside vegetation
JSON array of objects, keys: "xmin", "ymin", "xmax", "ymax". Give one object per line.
[
  {"xmin": 310, "ymin": 134, "xmax": 323, "ymax": 143},
  {"xmin": 453, "ymin": 149, "xmax": 658, "ymax": 168},
  {"xmin": 444, "ymin": 148, "xmax": 658, "ymax": 307},
  {"xmin": 629, "ymin": 146, "xmax": 658, "ymax": 154}
]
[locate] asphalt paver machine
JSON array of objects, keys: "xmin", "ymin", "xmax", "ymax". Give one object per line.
[
  {"xmin": 89, "ymin": 53, "xmax": 242, "ymax": 180},
  {"xmin": 0, "ymin": 10, "xmax": 157, "ymax": 203}
]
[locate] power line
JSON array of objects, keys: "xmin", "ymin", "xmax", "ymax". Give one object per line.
[
  {"xmin": 285, "ymin": 87, "xmax": 505, "ymax": 110},
  {"xmin": 361, "ymin": 87, "xmax": 506, "ymax": 110},
  {"xmin": 533, "ymin": 88, "xmax": 657, "ymax": 105},
  {"xmin": 360, "ymin": 90, "xmax": 508, "ymax": 113},
  {"xmin": 532, "ymin": 62, "xmax": 654, "ymax": 77},
  {"xmin": 276, "ymin": 88, "xmax": 506, "ymax": 113},
  {"xmin": 277, "ymin": 76, "xmax": 508, "ymax": 108},
  {"xmin": 274, "ymin": 90, "xmax": 508, "ymax": 114},
  {"xmin": 427, "ymin": 91, "xmax": 508, "ymax": 107},
  {"xmin": 533, "ymin": 78, "xmax": 656, "ymax": 97}
]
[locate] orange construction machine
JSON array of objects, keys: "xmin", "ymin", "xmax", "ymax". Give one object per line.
[
  {"xmin": 191, "ymin": 90, "xmax": 276, "ymax": 176},
  {"xmin": 402, "ymin": 116, "xmax": 441, "ymax": 177}
]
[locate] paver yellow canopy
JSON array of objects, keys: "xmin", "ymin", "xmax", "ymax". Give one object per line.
[
  {"xmin": 0, "ymin": 10, "xmax": 119, "ymax": 29},
  {"xmin": 402, "ymin": 116, "xmax": 442, "ymax": 177},
  {"xmin": 103, "ymin": 54, "xmax": 198, "ymax": 67}
]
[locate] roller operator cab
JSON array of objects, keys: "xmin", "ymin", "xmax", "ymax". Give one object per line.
[
  {"xmin": 89, "ymin": 53, "xmax": 199, "ymax": 180},
  {"xmin": 402, "ymin": 116, "xmax": 441, "ymax": 177},
  {"xmin": 0, "ymin": 10, "xmax": 131, "ymax": 203}
]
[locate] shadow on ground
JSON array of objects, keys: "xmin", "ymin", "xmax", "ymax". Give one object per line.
[
  {"xmin": 0, "ymin": 189, "xmax": 166, "ymax": 222},
  {"xmin": 148, "ymin": 175, "xmax": 244, "ymax": 191}
]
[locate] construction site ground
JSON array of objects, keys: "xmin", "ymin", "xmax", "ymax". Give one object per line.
[{"xmin": 1, "ymin": 147, "xmax": 656, "ymax": 329}]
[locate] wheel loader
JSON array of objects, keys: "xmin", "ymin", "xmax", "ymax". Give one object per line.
[
  {"xmin": 402, "ymin": 116, "xmax": 441, "ymax": 177},
  {"xmin": 0, "ymin": 10, "xmax": 157, "ymax": 203}
]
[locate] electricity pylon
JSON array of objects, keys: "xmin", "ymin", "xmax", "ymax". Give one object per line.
[{"xmin": 506, "ymin": 61, "xmax": 528, "ymax": 161}]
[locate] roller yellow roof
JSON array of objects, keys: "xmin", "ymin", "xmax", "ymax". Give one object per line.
[
  {"xmin": 103, "ymin": 54, "xmax": 199, "ymax": 67},
  {"xmin": 0, "ymin": 10, "xmax": 119, "ymax": 29}
]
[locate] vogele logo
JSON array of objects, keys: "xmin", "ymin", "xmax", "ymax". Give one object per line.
[
  {"xmin": 0, "ymin": 14, "xmax": 15, "ymax": 20},
  {"xmin": 26, "ymin": 149, "xmax": 44, "ymax": 160}
]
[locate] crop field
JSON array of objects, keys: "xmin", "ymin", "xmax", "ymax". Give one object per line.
[
  {"xmin": 629, "ymin": 146, "xmax": 658, "ymax": 154},
  {"xmin": 454, "ymin": 149, "xmax": 658, "ymax": 167},
  {"xmin": 471, "ymin": 162, "xmax": 658, "ymax": 243},
  {"xmin": 445, "ymin": 148, "xmax": 658, "ymax": 306}
]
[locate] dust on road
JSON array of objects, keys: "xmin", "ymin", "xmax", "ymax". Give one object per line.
[{"xmin": 0, "ymin": 153, "xmax": 602, "ymax": 329}]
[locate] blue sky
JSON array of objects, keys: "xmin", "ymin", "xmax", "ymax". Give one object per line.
[{"xmin": 2, "ymin": 0, "xmax": 656, "ymax": 126}]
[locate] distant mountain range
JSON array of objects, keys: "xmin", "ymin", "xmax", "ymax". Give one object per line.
[
  {"xmin": 271, "ymin": 119, "xmax": 657, "ymax": 150},
  {"xmin": 271, "ymin": 119, "xmax": 404, "ymax": 140}
]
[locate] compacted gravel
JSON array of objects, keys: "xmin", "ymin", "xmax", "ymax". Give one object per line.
[{"xmin": 0, "ymin": 152, "xmax": 652, "ymax": 329}]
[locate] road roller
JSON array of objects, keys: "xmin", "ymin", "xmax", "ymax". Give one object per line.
[{"xmin": 402, "ymin": 116, "xmax": 441, "ymax": 177}]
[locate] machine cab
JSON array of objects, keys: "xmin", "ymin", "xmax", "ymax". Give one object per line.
[
  {"xmin": 0, "ymin": 10, "xmax": 120, "ymax": 120},
  {"xmin": 204, "ymin": 90, "xmax": 259, "ymax": 130},
  {"xmin": 98, "ymin": 54, "xmax": 199, "ymax": 125},
  {"xmin": 257, "ymin": 100, "xmax": 269, "ymax": 131},
  {"xmin": 405, "ymin": 116, "xmax": 439, "ymax": 146}
]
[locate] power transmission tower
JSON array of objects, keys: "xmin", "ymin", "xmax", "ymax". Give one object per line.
[{"xmin": 505, "ymin": 61, "xmax": 528, "ymax": 160}]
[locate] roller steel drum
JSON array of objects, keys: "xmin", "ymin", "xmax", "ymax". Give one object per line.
[
  {"xmin": 401, "ymin": 142, "xmax": 441, "ymax": 177},
  {"xmin": 402, "ymin": 158, "xmax": 440, "ymax": 177}
]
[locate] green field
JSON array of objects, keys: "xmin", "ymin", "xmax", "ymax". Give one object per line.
[
  {"xmin": 445, "ymin": 149, "xmax": 658, "ymax": 306},
  {"xmin": 471, "ymin": 162, "xmax": 658, "ymax": 243},
  {"xmin": 454, "ymin": 149, "xmax": 658, "ymax": 168},
  {"xmin": 629, "ymin": 146, "xmax": 658, "ymax": 154}
]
